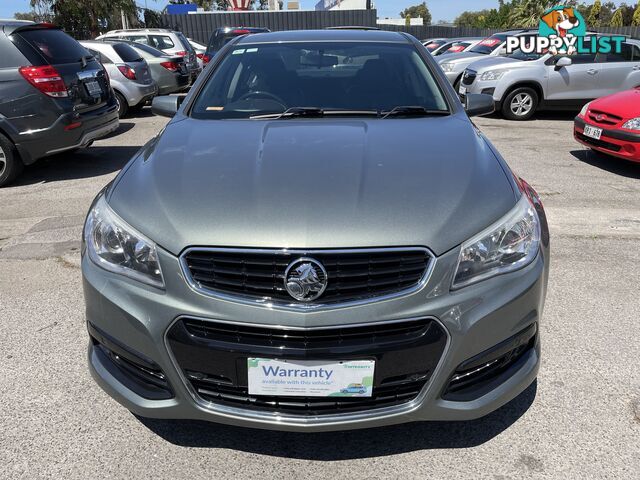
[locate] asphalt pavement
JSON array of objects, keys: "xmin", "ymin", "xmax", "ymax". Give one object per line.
[{"xmin": 0, "ymin": 109, "xmax": 638, "ymax": 479}]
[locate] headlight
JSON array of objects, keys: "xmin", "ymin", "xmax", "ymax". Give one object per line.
[
  {"xmin": 622, "ymin": 117, "xmax": 640, "ymax": 130},
  {"xmin": 440, "ymin": 63, "xmax": 455, "ymax": 72},
  {"xmin": 480, "ymin": 69, "xmax": 509, "ymax": 81},
  {"xmin": 84, "ymin": 194, "xmax": 164, "ymax": 288},
  {"xmin": 579, "ymin": 102, "xmax": 591, "ymax": 117},
  {"xmin": 452, "ymin": 196, "xmax": 540, "ymax": 289}
]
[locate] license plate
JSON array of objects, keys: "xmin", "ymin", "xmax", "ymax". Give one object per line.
[
  {"xmin": 85, "ymin": 80, "xmax": 102, "ymax": 97},
  {"xmin": 459, "ymin": 85, "xmax": 467, "ymax": 96},
  {"xmin": 583, "ymin": 125, "xmax": 602, "ymax": 140},
  {"xmin": 247, "ymin": 358, "xmax": 375, "ymax": 397}
]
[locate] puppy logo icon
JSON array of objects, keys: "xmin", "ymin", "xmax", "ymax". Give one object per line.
[{"xmin": 539, "ymin": 6, "xmax": 586, "ymax": 55}]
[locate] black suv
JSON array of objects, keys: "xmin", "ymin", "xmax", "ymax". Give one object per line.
[{"xmin": 0, "ymin": 21, "xmax": 119, "ymax": 186}]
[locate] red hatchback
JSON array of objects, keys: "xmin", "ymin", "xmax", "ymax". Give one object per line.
[{"xmin": 574, "ymin": 87, "xmax": 640, "ymax": 163}]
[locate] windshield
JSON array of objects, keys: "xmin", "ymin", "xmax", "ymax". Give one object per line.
[
  {"xmin": 424, "ymin": 40, "xmax": 446, "ymax": 51},
  {"xmin": 469, "ymin": 35, "xmax": 507, "ymax": 55},
  {"xmin": 507, "ymin": 47, "xmax": 544, "ymax": 61},
  {"xmin": 191, "ymin": 42, "xmax": 448, "ymax": 119}
]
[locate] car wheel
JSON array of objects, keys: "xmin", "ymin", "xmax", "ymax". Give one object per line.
[
  {"xmin": 115, "ymin": 92, "xmax": 129, "ymax": 118},
  {"xmin": 502, "ymin": 87, "xmax": 538, "ymax": 121},
  {"xmin": 0, "ymin": 133, "xmax": 23, "ymax": 187}
]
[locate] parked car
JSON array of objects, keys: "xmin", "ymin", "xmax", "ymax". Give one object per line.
[
  {"xmin": 204, "ymin": 27, "xmax": 270, "ymax": 65},
  {"xmin": 425, "ymin": 37, "xmax": 483, "ymax": 57},
  {"xmin": 80, "ymin": 41, "xmax": 157, "ymax": 117},
  {"xmin": 437, "ymin": 29, "xmax": 538, "ymax": 89},
  {"xmin": 188, "ymin": 37, "xmax": 207, "ymax": 68},
  {"xmin": 96, "ymin": 28, "xmax": 201, "ymax": 82},
  {"xmin": 0, "ymin": 21, "xmax": 118, "ymax": 187},
  {"xmin": 460, "ymin": 36, "xmax": 640, "ymax": 120},
  {"xmin": 83, "ymin": 29, "xmax": 549, "ymax": 432},
  {"xmin": 101, "ymin": 40, "xmax": 191, "ymax": 95},
  {"xmin": 575, "ymin": 87, "xmax": 640, "ymax": 162}
]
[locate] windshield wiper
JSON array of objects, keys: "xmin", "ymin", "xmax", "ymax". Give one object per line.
[
  {"xmin": 250, "ymin": 107, "xmax": 380, "ymax": 120},
  {"xmin": 381, "ymin": 106, "xmax": 450, "ymax": 119}
]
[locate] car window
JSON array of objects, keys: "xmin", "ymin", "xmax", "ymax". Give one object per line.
[
  {"xmin": 124, "ymin": 35, "xmax": 150, "ymax": 45},
  {"xmin": 445, "ymin": 42, "xmax": 470, "ymax": 54},
  {"xmin": 150, "ymin": 35, "xmax": 175, "ymax": 50},
  {"xmin": 14, "ymin": 28, "xmax": 89, "ymax": 64},
  {"xmin": 469, "ymin": 35, "xmax": 507, "ymax": 54},
  {"xmin": 85, "ymin": 47, "xmax": 111, "ymax": 64},
  {"xmin": 111, "ymin": 43, "xmax": 143, "ymax": 63},
  {"xmin": 176, "ymin": 32, "xmax": 195, "ymax": 53},
  {"xmin": 127, "ymin": 42, "xmax": 166, "ymax": 58},
  {"xmin": 191, "ymin": 42, "xmax": 448, "ymax": 119},
  {"xmin": 599, "ymin": 42, "xmax": 640, "ymax": 62}
]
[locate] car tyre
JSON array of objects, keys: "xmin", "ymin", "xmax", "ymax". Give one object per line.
[
  {"xmin": 115, "ymin": 91, "xmax": 129, "ymax": 118},
  {"xmin": 0, "ymin": 133, "xmax": 23, "ymax": 187},
  {"xmin": 502, "ymin": 87, "xmax": 538, "ymax": 121}
]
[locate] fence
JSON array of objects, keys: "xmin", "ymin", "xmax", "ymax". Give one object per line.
[{"xmin": 158, "ymin": 10, "xmax": 640, "ymax": 44}]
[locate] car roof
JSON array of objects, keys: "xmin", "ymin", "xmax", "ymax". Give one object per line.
[{"xmin": 236, "ymin": 29, "xmax": 411, "ymax": 45}]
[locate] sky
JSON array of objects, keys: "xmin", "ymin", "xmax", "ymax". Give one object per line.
[{"xmin": 0, "ymin": 0, "xmax": 630, "ymax": 23}]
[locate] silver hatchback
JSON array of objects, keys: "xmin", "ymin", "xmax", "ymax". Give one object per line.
[{"xmin": 81, "ymin": 41, "xmax": 158, "ymax": 117}]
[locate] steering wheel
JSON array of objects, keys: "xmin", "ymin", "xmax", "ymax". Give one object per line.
[{"xmin": 237, "ymin": 91, "xmax": 287, "ymax": 109}]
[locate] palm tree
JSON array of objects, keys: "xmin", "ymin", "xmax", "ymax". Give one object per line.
[{"xmin": 508, "ymin": 0, "xmax": 556, "ymax": 28}]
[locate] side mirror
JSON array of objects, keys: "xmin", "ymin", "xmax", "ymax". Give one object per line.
[
  {"xmin": 152, "ymin": 95, "xmax": 183, "ymax": 118},
  {"xmin": 555, "ymin": 56, "xmax": 572, "ymax": 70},
  {"xmin": 465, "ymin": 93, "xmax": 495, "ymax": 117}
]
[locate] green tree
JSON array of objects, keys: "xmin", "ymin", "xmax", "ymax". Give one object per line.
[
  {"xmin": 399, "ymin": 2, "xmax": 432, "ymax": 26},
  {"xmin": 633, "ymin": 2, "xmax": 640, "ymax": 25},
  {"xmin": 587, "ymin": 0, "xmax": 602, "ymax": 27},
  {"xmin": 14, "ymin": 11, "xmax": 38, "ymax": 21},
  {"xmin": 31, "ymin": 0, "xmax": 138, "ymax": 38},
  {"xmin": 609, "ymin": 7, "xmax": 624, "ymax": 26},
  {"xmin": 508, "ymin": 0, "xmax": 555, "ymax": 28}
]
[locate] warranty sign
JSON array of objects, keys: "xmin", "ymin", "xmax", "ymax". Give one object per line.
[{"xmin": 247, "ymin": 358, "xmax": 375, "ymax": 397}]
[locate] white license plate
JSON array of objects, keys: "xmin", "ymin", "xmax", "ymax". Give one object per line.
[
  {"xmin": 584, "ymin": 125, "xmax": 602, "ymax": 140},
  {"xmin": 247, "ymin": 358, "xmax": 375, "ymax": 397},
  {"xmin": 85, "ymin": 80, "xmax": 102, "ymax": 97},
  {"xmin": 459, "ymin": 85, "xmax": 467, "ymax": 96}
]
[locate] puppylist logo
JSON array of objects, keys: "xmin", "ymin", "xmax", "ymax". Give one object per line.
[{"xmin": 506, "ymin": 5, "xmax": 625, "ymax": 56}]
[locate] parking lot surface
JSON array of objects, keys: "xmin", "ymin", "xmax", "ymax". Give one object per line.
[{"xmin": 0, "ymin": 110, "xmax": 638, "ymax": 479}]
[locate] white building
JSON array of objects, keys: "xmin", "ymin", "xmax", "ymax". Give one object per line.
[{"xmin": 315, "ymin": 0, "xmax": 373, "ymax": 11}]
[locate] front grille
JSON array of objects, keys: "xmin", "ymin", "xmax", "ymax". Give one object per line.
[
  {"xmin": 189, "ymin": 375, "xmax": 428, "ymax": 416},
  {"xmin": 588, "ymin": 109, "xmax": 622, "ymax": 127},
  {"xmin": 576, "ymin": 132, "xmax": 622, "ymax": 152},
  {"xmin": 167, "ymin": 317, "xmax": 448, "ymax": 417},
  {"xmin": 183, "ymin": 317, "xmax": 432, "ymax": 351},
  {"xmin": 462, "ymin": 69, "xmax": 477, "ymax": 85},
  {"xmin": 181, "ymin": 248, "xmax": 431, "ymax": 306}
]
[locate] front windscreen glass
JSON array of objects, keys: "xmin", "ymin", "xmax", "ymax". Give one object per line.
[
  {"xmin": 191, "ymin": 42, "xmax": 448, "ymax": 119},
  {"xmin": 469, "ymin": 35, "xmax": 507, "ymax": 54}
]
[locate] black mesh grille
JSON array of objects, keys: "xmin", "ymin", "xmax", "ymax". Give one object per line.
[
  {"xmin": 182, "ymin": 248, "xmax": 431, "ymax": 305},
  {"xmin": 189, "ymin": 375, "xmax": 428, "ymax": 416}
]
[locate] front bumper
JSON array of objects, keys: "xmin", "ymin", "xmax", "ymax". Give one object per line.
[
  {"xmin": 14, "ymin": 99, "xmax": 119, "ymax": 165},
  {"xmin": 574, "ymin": 116, "xmax": 640, "ymax": 162},
  {"xmin": 83, "ymin": 229, "xmax": 549, "ymax": 431}
]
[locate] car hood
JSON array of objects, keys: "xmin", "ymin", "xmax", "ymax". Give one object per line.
[
  {"xmin": 465, "ymin": 56, "xmax": 524, "ymax": 72},
  {"xmin": 108, "ymin": 115, "xmax": 516, "ymax": 256},
  {"xmin": 590, "ymin": 88, "xmax": 640, "ymax": 120},
  {"xmin": 437, "ymin": 51, "xmax": 486, "ymax": 64}
]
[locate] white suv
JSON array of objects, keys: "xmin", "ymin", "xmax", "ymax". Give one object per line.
[{"xmin": 96, "ymin": 28, "xmax": 201, "ymax": 81}]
